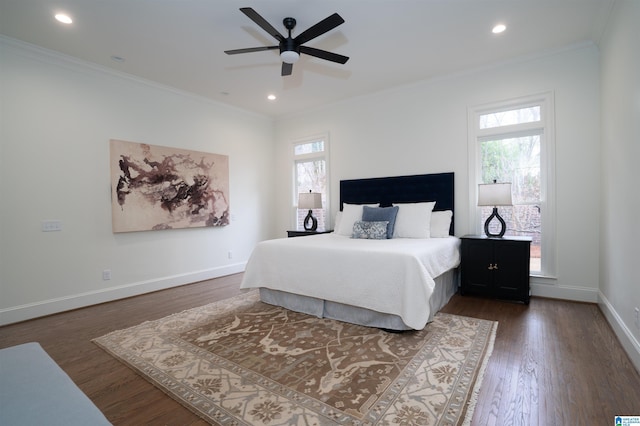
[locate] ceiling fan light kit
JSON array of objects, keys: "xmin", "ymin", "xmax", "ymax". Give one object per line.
[
  {"xmin": 280, "ymin": 50, "xmax": 299, "ymax": 64},
  {"xmin": 225, "ymin": 7, "xmax": 349, "ymax": 76}
]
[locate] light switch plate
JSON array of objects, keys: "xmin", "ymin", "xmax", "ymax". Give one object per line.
[{"xmin": 42, "ymin": 220, "xmax": 62, "ymax": 232}]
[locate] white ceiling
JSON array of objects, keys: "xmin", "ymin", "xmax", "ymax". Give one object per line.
[{"xmin": 0, "ymin": 0, "xmax": 614, "ymax": 118}]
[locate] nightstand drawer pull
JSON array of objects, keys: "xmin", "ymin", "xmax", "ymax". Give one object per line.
[{"xmin": 488, "ymin": 263, "xmax": 499, "ymax": 270}]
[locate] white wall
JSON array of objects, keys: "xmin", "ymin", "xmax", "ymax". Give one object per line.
[
  {"xmin": 0, "ymin": 38, "xmax": 275, "ymax": 325},
  {"xmin": 274, "ymin": 43, "xmax": 602, "ymax": 303},
  {"xmin": 598, "ymin": 0, "xmax": 640, "ymax": 370}
]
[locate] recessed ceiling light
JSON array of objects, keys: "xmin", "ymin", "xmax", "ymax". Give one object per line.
[
  {"xmin": 267, "ymin": 94, "xmax": 277, "ymax": 101},
  {"xmin": 54, "ymin": 13, "xmax": 73, "ymax": 24},
  {"xmin": 492, "ymin": 24, "xmax": 506, "ymax": 34}
]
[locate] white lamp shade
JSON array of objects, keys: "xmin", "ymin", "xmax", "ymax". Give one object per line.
[
  {"xmin": 298, "ymin": 192, "xmax": 322, "ymax": 209},
  {"xmin": 478, "ymin": 182, "xmax": 513, "ymax": 206}
]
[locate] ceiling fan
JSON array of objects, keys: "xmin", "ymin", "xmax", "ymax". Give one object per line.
[{"xmin": 224, "ymin": 7, "xmax": 349, "ymax": 76}]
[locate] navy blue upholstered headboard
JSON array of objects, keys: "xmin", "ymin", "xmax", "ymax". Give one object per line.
[{"xmin": 339, "ymin": 172, "xmax": 454, "ymax": 235}]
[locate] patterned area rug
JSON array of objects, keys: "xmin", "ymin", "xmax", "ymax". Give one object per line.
[{"xmin": 94, "ymin": 291, "xmax": 497, "ymax": 425}]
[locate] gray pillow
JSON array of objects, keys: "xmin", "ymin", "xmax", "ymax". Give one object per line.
[
  {"xmin": 352, "ymin": 221, "xmax": 389, "ymax": 239},
  {"xmin": 362, "ymin": 206, "xmax": 399, "ymax": 239}
]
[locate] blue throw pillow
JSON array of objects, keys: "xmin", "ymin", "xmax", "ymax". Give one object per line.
[
  {"xmin": 352, "ymin": 221, "xmax": 389, "ymax": 239},
  {"xmin": 362, "ymin": 206, "xmax": 399, "ymax": 239}
]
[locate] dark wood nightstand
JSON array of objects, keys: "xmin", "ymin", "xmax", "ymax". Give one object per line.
[
  {"xmin": 286, "ymin": 230, "xmax": 333, "ymax": 238},
  {"xmin": 460, "ymin": 235, "xmax": 532, "ymax": 304}
]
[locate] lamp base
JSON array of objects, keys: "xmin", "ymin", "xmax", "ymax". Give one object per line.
[
  {"xmin": 484, "ymin": 207, "xmax": 506, "ymax": 238},
  {"xmin": 303, "ymin": 210, "xmax": 318, "ymax": 231}
]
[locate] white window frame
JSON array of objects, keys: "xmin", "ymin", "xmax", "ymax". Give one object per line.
[
  {"xmin": 468, "ymin": 92, "xmax": 556, "ymax": 278},
  {"xmin": 291, "ymin": 133, "xmax": 331, "ymax": 230}
]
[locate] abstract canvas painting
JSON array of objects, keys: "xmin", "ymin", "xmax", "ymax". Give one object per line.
[{"xmin": 110, "ymin": 139, "xmax": 229, "ymax": 233}]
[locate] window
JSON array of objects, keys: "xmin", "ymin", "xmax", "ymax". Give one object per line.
[
  {"xmin": 468, "ymin": 93, "xmax": 556, "ymax": 276},
  {"xmin": 292, "ymin": 135, "xmax": 330, "ymax": 231}
]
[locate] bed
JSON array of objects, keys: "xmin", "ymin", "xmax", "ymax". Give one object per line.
[{"xmin": 240, "ymin": 172, "xmax": 460, "ymax": 330}]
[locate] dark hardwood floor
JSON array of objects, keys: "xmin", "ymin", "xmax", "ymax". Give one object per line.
[{"xmin": 1, "ymin": 273, "xmax": 639, "ymax": 425}]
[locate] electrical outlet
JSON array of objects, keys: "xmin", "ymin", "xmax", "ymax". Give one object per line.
[
  {"xmin": 228, "ymin": 251, "xmax": 233, "ymax": 259},
  {"xmin": 634, "ymin": 307, "xmax": 640, "ymax": 329},
  {"xmin": 102, "ymin": 269, "xmax": 112, "ymax": 280}
]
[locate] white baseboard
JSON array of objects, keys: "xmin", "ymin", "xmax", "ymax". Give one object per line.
[
  {"xmin": 0, "ymin": 262, "xmax": 246, "ymax": 326},
  {"xmin": 530, "ymin": 278, "xmax": 599, "ymax": 303},
  {"xmin": 598, "ymin": 292, "xmax": 640, "ymax": 374}
]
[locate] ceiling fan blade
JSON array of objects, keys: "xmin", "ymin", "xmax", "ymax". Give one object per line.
[
  {"xmin": 281, "ymin": 62, "xmax": 293, "ymax": 76},
  {"xmin": 239, "ymin": 7, "xmax": 285, "ymax": 42},
  {"xmin": 225, "ymin": 46, "xmax": 279, "ymax": 55},
  {"xmin": 299, "ymin": 46, "xmax": 349, "ymax": 64},
  {"xmin": 294, "ymin": 13, "xmax": 345, "ymax": 45}
]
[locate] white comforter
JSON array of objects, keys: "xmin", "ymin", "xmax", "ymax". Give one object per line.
[{"xmin": 240, "ymin": 233, "xmax": 460, "ymax": 330}]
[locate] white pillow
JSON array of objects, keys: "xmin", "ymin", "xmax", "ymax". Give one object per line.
[
  {"xmin": 336, "ymin": 203, "xmax": 377, "ymax": 236},
  {"xmin": 430, "ymin": 210, "xmax": 453, "ymax": 238},
  {"xmin": 392, "ymin": 202, "xmax": 436, "ymax": 238},
  {"xmin": 334, "ymin": 211, "xmax": 342, "ymax": 232}
]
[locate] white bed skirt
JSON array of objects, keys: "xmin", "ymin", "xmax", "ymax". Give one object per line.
[{"xmin": 259, "ymin": 268, "xmax": 459, "ymax": 331}]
